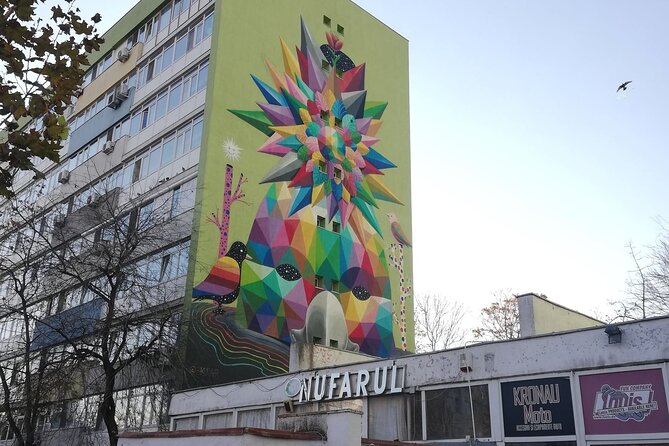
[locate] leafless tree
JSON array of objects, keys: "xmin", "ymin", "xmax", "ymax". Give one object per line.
[
  {"xmin": 0, "ymin": 174, "xmax": 194, "ymax": 445},
  {"xmin": 473, "ymin": 290, "xmax": 520, "ymax": 341},
  {"xmin": 0, "ymin": 203, "xmax": 82, "ymax": 446},
  {"xmin": 614, "ymin": 233, "xmax": 669, "ymax": 321},
  {"xmin": 414, "ymin": 294, "xmax": 466, "ymax": 352}
]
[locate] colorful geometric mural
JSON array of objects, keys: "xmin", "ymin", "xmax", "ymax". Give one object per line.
[
  {"xmin": 227, "ymin": 19, "xmax": 402, "ymax": 358},
  {"xmin": 184, "ymin": 6, "xmax": 412, "ymax": 388}
]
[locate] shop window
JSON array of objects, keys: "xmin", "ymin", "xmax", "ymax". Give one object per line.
[
  {"xmin": 204, "ymin": 412, "xmax": 233, "ymax": 429},
  {"xmin": 237, "ymin": 408, "xmax": 271, "ymax": 429},
  {"xmin": 368, "ymin": 393, "xmax": 422, "ymax": 441},
  {"xmin": 425, "ymin": 384, "xmax": 491, "ymax": 440},
  {"xmin": 173, "ymin": 416, "xmax": 199, "ymax": 431}
]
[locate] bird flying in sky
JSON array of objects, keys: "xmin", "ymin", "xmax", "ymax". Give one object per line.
[
  {"xmin": 387, "ymin": 213, "xmax": 412, "ymax": 247},
  {"xmin": 617, "ymin": 81, "xmax": 632, "ymax": 92}
]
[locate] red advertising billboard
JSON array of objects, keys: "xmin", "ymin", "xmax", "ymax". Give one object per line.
[{"xmin": 579, "ymin": 368, "xmax": 669, "ymax": 435}]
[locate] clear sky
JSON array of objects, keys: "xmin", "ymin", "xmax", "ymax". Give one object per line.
[{"xmin": 83, "ymin": 1, "xmax": 669, "ymax": 329}]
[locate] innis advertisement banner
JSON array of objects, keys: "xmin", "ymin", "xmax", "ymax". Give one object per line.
[
  {"xmin": 502, "ymin": 377, "xmax": 576, "ymax": 437},
  {"xmin": 579, "ymin": 368, "xmax": 669, "ymax": 435}
]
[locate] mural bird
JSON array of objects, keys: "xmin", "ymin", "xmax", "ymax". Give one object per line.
[
  {"xmin": 387, "ymin": 213, "xmax": 412, "ymax": 247},
  {"xmin": 617, "ymin": 81, "xmax": 632, "ymax": 92},
  {"xmin": 192, "ymin": 241, "xmax": 248, "ymax": 307}
]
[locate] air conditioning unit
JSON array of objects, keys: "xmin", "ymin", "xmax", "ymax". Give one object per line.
[
  {"xmin": 86, "ymin": 192, "xmax": 102, "ymax": 206},
  {"xmin": 117, "ymin": 83, "xmax": 129, "ymax": 99},
  {"xmin": 108, "ymin": 84, "xmax": 129, "ymax": 109},
  {"xmin": 57, "ymin": 170, "xmax": 70, "ymax": 184},
  {"xmin": 117, "ymin": 47, "xmax": 131, "ymax": 63},
  {"xmin": 102, "ymin": 140, "xmax": 115, "ymax": 154}
]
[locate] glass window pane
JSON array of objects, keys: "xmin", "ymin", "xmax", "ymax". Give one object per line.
[
  {"xmin": 174, "ymin": 417, "xmax": 198, "ymax": 431},
  {"xmin": 425, "ymin": 385, "xmax": 490, "ymax": 440},
  {"xmin": 183, "ymin": 128, "xmax": 192, "ymax": 152},
  {"xmin": 191, "ymin": 120, "xmax": 203, "ymax": 149},
  {"xmin": 145, "ymin": 21, "xmax": 153, "ymax": 39},
  {"xmin": 140, "ymin": 155, "xmax": 149, "ymax": 179},
  {"xmin": 161, "ymin": 137, "xmax": 175, "ymax": 166},
  {"xmin": 189, "ymin": 73, "xmax": 197, "ymax": 97},
  {"xmin": 172, "ymin": 0, "xmax": 182, "ymax": 19},
  {"xmin": 204, "ymin": 13, "xmax": 213, "ymax": 37},
  {"xmin": 130, "ymin": 113, "xmax": 141, "ymax": 135},
  {"xmin": 162, "ymin": 44, "xmax": 174, "ymax": 71},
  {"xmin": 147, "ymin": 102, "xmax": 156, "ymax": 126},
  {"xmin": 128, "ymin": 71, "xmax": 137, "ymax": 89},
  {"xmin": 174, "ymin": 34, "xmax": 187, "ymax": 60},
  {"xmin": 204, "ymin": 412, "xmax": 233, "ymax": 429},
  {"xmin": 159, "ymin": 5, "xmax": 171, "ymax": 32},
  {"xmin": 148, "ymin": 147, "xmax": 161, "ymax": 174},
  {"xmin": 194, "ymin": 22, "xmax": 203, "ymax": 45},
  {"xmin": 155, "ymin": 54, "xmax": 163, "ymax": 75},
  {"xmin": 197, "ymin": 64, "xmax": 208, "ymax": 91},
  {"xmin": 155, "ymin": 93, "xmax": 168, "ymax": 121},
  {"xmin": 237, "ymin": 408, "xmax": 271, "ymax": 429},
  {"xmin": 121, "ymin": 118, "xmax": 130, "ymax": 137},
  {"xmin": 168, "ymin": 82, "xmax": 182, "ymax": 110},
  {"xmin": 170, "ymin": 187, "xmax": 181, "ymax": 218},
  {"xmin": 175, "ymin": 132, "xmax": 185, "ymax": 158},
  {"xmin": 140, "ymin": 109, "xmax": 149, "ymax": 129},
  {"xmin": 122, "ymin": 164, "xmax": 134, "ymax": 187}
]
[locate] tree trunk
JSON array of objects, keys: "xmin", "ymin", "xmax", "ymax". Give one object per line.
[{"xmin": 100, "ymin": 375, "xmax": 119, "ymax": 446}]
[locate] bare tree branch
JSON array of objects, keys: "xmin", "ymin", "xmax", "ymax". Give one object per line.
[{"xmin": 414, "ymin": 294, "xmax": 466, "ymax": 352}]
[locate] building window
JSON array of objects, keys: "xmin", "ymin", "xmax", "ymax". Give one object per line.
[
  {"xmin": 425, "ymin": 385, "xmax": 491, "ymax": 440},
  {"xmin": 332, "ymin": 221, "xmax": 340, "ymax": 234},
  {"xmin": 316, "ymin": 216, "xmax": 326, "ymax": 228},
  {"xmin": 331, "ymin": 279, "xmax": 339, "ymax": 293},
  {"xmin": 333, "ymin": 167, "xmax": 341, "ymax": 179},
  {"xmin": 237, "ymin": 408, "xmax": 271, "ymax": 429},
  {"xmin": 204, "ymin": 412, "xmax": 233, "ymax": 429},
  {"xmin": 314, "ymin": 275, "xmax": 323, "ymax": 289},
  {"xmin": 368, "ymin": 393, "xmax": 422, "ymax": 441},
  {"xmin": 173, "ymin": 416, "xmax": 199, "ymax": 431}
]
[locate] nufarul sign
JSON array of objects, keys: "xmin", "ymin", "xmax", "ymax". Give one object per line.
[{"xmin": 285, "ymin": 365, "xmax": 405, "ymax": 403}]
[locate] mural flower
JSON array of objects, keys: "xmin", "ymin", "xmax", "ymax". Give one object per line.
[{"xmin": 230, "ymin": 18, "xmax": 402, "ymax": 235}]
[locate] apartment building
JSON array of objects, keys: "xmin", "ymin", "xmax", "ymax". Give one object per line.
[{"xmin": 0, "ymin": 0, "xmax": 411, "ymax": 443}]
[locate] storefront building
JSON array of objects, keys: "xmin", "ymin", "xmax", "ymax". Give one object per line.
[{"xmin": 132, "ymin": 315, "xmax": 669, "ymax": 446}]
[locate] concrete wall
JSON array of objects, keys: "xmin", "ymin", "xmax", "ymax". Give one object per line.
[
  {"xmin": 289, "ymin": 342, "xmax": 376, "ymax": 372},
  {"xmin": 517, "ymin": 292, "xmax": 603, "ymax": 337}
]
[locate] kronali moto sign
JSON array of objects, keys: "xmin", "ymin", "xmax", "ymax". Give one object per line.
[
  {"xmin": 285, "ymin": 365, "xmax": 405, "ymax": 403},
  {"xmin": 579, "ymin": 368, "xmax": 669, "ymax": 435},
  {"xmin": 501, "ymin": 377, "xmax": 576, "ymax": 437}
]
